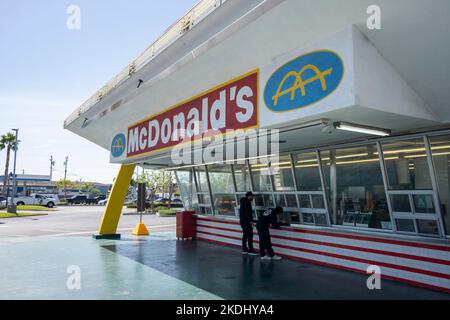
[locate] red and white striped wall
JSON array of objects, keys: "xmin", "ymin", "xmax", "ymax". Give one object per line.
[{"xmin": 195, "ymin": 216, "xmax": 450, "ymax": 293}]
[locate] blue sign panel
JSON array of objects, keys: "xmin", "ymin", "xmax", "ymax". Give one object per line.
[
  {"xmin": 111, "ymin": 134, "xmax": 126, "ymax": 158},
  {"xmin": 264, "ymin": 50, "xmax": 344, "ymax": 112}
]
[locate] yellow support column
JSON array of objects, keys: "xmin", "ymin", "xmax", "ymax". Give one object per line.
[{"xmin": 93, "ymin": 164, "xmax": 136, "ymax": 240}]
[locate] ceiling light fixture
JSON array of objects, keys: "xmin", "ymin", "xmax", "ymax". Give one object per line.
[{"xmin": 334, "ymin": 122, "xmax": 391, "ymax": 137}]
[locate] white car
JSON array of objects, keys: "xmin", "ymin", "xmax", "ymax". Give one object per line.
[
  {"xmin": 5, "ymin": 194, "xmax": 59, "ymax": 208},
  {"xmin": 98, "ymin": 199, "xmax": 108, "ymax": 206}
]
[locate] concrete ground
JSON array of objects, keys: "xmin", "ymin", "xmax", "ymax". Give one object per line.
[
  {"xmin": 0, "ymin": 205, "xmax": 175, "ymax": 237},
  {"xmin": 0, "ymin": 206, "xmax": 449, "ymax": 300}
]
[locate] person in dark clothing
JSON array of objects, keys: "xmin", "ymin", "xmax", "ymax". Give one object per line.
[
  {"xmin": 239, "ymin": 192, "xmax": 258, "ymax": 255},
  {"xmin": 257, "ymin": 206, "xmax": 283, "ymax": 261}
]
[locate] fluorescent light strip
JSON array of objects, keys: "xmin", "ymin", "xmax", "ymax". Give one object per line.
[
  {"xmin": 295, "ymin": 164, "xmax": 319, "ymax": 169},
  {"xmin": 334, "ymin": 122, "xmax": 391, "ymax": 137},
  {"xmin": 379, "ymin": 145, "xmax": 450, "ymax": 155}
]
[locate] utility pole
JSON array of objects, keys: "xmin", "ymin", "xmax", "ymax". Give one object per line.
[
  {"xmin": 49, "ymin": 155, "xmax": 55, "ymax": 181},
  {"xmin": 63, "ymin": 156, "xmax": 68, "ymax": 198},
  {"xmin": 7, "ymin": 128, "xmax": 19, "ymax": 214}
]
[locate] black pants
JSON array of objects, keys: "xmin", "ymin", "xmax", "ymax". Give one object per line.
[
  {"xmin": 241, "ymin": 223, "xmax": 254, "ymax": 252},
  {"xmin": 257, "ymin": 228, "xmax": 274, "ymax": 257}
]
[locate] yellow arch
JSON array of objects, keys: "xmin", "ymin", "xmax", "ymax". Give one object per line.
[
  {"xmin": 94, "ymin": 164, "xmax": 136, "ymax": 239},
  {"xmin": 272, "ymin": 64, "xmax": 333, "ymax": 106}
]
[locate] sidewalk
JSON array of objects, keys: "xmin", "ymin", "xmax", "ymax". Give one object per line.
[{"xmin": 0, "ymin": 232, "xmax": 448, "ymax": 300}]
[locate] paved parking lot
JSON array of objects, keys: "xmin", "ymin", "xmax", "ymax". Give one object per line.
[
  {"xmin": 0, "ymin": 205, "xmax": 175, "ymax": 237},
  {"xmin": 0, "ymin": 206, "xmax": 448, "ymax": 300}
]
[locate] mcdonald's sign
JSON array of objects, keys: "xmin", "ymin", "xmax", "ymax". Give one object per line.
[{"xmin": 264, "ymin": 50, "xmax": 344, "ymax": 112}]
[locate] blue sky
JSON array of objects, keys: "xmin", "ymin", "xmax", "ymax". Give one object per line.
[{"xmin": 0, "ymin": 0, "xmax": 197, "ymax": 183}]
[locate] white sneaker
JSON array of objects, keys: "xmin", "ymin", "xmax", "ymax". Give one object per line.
[
  {"xmin": 260, "ymin": 255, "xmax": 272, "ymax": 261},
  {"xmin": 248, "ymin": 251, "xmax": 259, "ymax": 256},
  {"xmin": 242, "ymin": 251, "xmax": 249, "ymax": 255},
  {"xmin": 271, "ymin": 255, "xmax": 282, "ymax": 261}
]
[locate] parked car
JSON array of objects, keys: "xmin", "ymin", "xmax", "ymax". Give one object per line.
[
  {"xmin": 67, "ymin": 195, "xmax": 89, "ymax": 205},
  {"xmin": 5, "ymin": 194, "xmax": 58, "ymax": 208},
  {"xmin": 94, "ymin": 195, "xmax": 107, "ymax": 202},
  {"xmin": 154, "ymin": 198, "xmax": 170, "ymax": 205},
  {"xmin": 98, "ymin": 198, "xmax": 108, "ymax": 206}
]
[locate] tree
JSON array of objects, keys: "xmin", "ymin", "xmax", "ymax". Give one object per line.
[
  {"xmin": 0, "ymin": 132, "xmax": 20, "ymax": 196},
  {"xmin": 137, "ymin": 170, "xmax": 177, "ymax": 212}
]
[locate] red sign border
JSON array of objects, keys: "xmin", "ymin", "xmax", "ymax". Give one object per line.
[{"xmin": 126, "ymin": 69, "xmax": 260, "ymax": 159}]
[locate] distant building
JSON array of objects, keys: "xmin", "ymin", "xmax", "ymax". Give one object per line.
[{"xmin": 0, "ymin": 174, "xmax": 57, "ymax": 196}]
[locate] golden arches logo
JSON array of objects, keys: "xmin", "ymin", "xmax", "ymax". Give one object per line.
[
  {"xmin": 111, "ymin": 134, "xmax": 126, "ymax": 157},
  {"xmin": 272, "ymin": 64, "xmax": 333, "ymax": 106},
  {"xmin": 112, "ymin": 138, "xmax": 124, "ymax": 152}
]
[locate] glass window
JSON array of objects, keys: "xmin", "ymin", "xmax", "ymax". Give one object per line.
[
  {"xmin": 429, "ymin": 135, "xmax": 450, "ymax": 234},
  {"xmin": 176, "ymin": 170, "xmax": 195, "ymax": 209},
  {"xmin": 275, "ymin": 194, "xmax": 286, "ymax": 207},
  {"xmin": 299, "ymin": 195, "xmax": 311, "ymax": 208},
  {"xmin": 302, "ymin": 213, "xmax": 315, "ymax": 224},
  {"xmin": 294, "ymin": 152, "xmax": 323, "ymax": 191},
  {"xmin": 413, "ymin": 195, "xmax": 435, "ymax": 214},
  {"xmin": 289, "ymin": 212, "xmax": 301, "ymax": 224},
  {"xmin": 214, "ymin": 195, "xmax": 237, "ymax": 216},
  {"xmin": 263, "ymin": 194, "xmax": 275, "ymax": 207},
  {"xmin": 315, "ymin": 214, "xmax": 328, "ymax": 226},
  {"xmin": 417, "ymin": 219, "xmax": 439, "ymax": 235},
  {"xmin": 396, "ymin": 219, "xmax": 415, "ymax": 232},
  {"xmin": 382, "ymin": 139, "xmax": 432, "ymax": 190},
  {"xmin": 233, "ymin": 164, "xmax": 252, "ymax": 192},
  {"xmin": 200, "ymin": 207, "xmax": 213, "ymax": 215},
  {"xmin": 254, "ymin": 194, "xmax": 264, "ymax": 207},
  {"xmin": 207, "ymin": 164, "xmax": 236, "ymax": 216},
  {"xmin": 286, "ymin": 194, "xmax": 298, "ymax": 207},
  {"xmin": 321, "ymin": 145, "xmax": 391, "ymax": 230},
  {"xmin": 208, "ymin": 164, "xmax": 234, "ymax": 194},
  {"xmin": 194, "ymin": 167, "xmax": 209, "ymax": 192},
  {"xmin": 311, "ymin": 195, "xmax": 325, "ymax": 209},
  {"xmin": 271, "ymin": 155, "xmax": 295, "ymax": 191},
  {"xmin": 390, "ymin": 195, "xmax": 411, "ymax": 212},
  {"xmin": 250, "ymin": 162, "xmax": 273, "ymax": 192},
  {"xmin": 198, "ymin": 194, "xmax": 211, "ymax": 205}
]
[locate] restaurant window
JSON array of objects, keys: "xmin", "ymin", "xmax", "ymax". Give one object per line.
[
  {"xmin": 274, "ymin": 194, "xmax": 286, "ymax": 207},
  {"xmin": 250, "ymin": 162, "xmax": 273, "ymax": 192},
  {"xmin": 208, "ymin": 164, "xmax": 234, "ymax": 194},
  {"xmin": 293, "ymin": 152, "xmax": 322, "ymax": 191},
  {"xmin": 429, "ymin": 135, "xmax": 450, "ymax": 235},
  {"xmin": 194, "ymin": 166, "xmax": 209, "ymax": 192},
  {"xmin": 286, "ymin": 194, "xmax": 298, "ymax": 207},
  {"xmin": 208, "ymin": 164, "xmax": 236, "ymax": 216},
  {"xmin": 176, "ymin": 170, "xmax": 196, "ymax": 209},
  {"xmin": 321, "ymin": 145, "xmax": 392, "ymax": 230},
  {"xmin": 213, "ymin": 195, "xmax": 237, "ymax": 216},
  {"xmin": 197, "ymin": 193, "xmax": 211, "ymax": 205},
  {"xmin": 271, "ymin": 155, "xmax": 296, "ymax": 191},
  {"xmin": 233, "ymin": 163, "xmax": 252, "ymax": 192},
  {"xmin": 383, "ymin": 138, "xmax": 441, "ymax": 236},
  {"xmin": 381, "ymin": 139, "xmax": 432, "ymax": 190}
]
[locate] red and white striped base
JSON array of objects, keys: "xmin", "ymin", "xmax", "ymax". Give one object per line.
[{"xmin": 196, "ymin": 216, "xmax": 450, "ymax": 293}]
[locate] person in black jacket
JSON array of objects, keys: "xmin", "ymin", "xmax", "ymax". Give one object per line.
[
  {"xmin": 257, "ymin": 207, "xmax": 283, "ymax": 261},
  {"xmin": 239, "ymin": 192, "xmax": 258, "ymax": 255}
]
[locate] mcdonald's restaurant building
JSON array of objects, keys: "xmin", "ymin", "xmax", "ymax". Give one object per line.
[{"xmin": 64, "ymin": 0, "xmax": 450, "ymax": 293}]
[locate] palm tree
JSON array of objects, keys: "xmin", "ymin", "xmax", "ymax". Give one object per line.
[{"xmin": 0, "ymin": 132, "xmax": 19, "ymax": 196}]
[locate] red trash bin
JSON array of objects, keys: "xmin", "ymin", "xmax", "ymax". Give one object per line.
[{"xmin": 176, "ymin": 211, "xmax": 196, "ymax": 240}]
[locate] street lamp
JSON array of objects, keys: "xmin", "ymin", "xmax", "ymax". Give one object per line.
[{"xmin": 7, "ymin": 128, "xmax": 19, "ymax": 214}]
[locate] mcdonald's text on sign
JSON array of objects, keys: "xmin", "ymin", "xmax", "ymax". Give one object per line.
[
  {"xmin": 126, "ymin": 70, "xmax": 259, "ymax": 158},
  {"xmin": 264, "ymin": 50, "xmax": 344, "ymax": 112}
]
